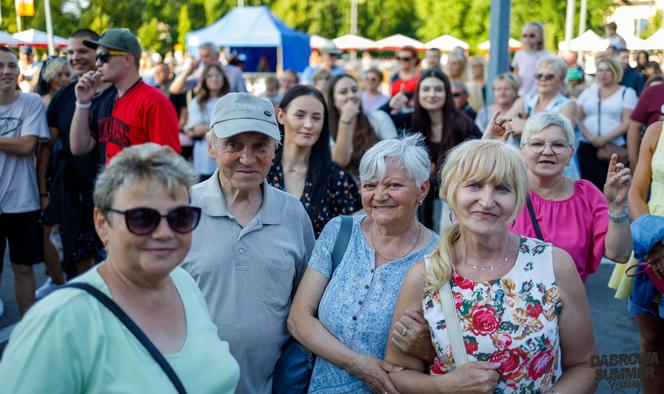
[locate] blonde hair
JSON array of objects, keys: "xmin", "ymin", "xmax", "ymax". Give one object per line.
[
  {"xmin": 426, "ymin": 140, "xmax": 529, "ymax": 290},
  {"xmin": 596, "ymin": 56, "xmax": 623, "ymax": 84},
  {"xmin": 492, "ymin": 73, "xmax": 520, "ymax": 93}
]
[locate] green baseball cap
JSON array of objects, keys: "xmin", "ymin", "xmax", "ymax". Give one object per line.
[{"xmin": 83, "ymin": 28, "xmax": 142, "ymax": 62}]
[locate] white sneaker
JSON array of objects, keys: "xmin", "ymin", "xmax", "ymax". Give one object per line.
[{"xmin": 35, "ymin": 277, "xmax": 60, "ymax": 300}]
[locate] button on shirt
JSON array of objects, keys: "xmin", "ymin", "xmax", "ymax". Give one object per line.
[
  {"xmin": 307, "ymin": 215, "xmax": 439, "ymax": 393},
  {"xmin": 181, "ymin": 172, "xmax": 315, "ymax": 394}
]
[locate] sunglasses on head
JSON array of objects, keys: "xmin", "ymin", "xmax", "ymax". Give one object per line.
[
  {"xmin": 107, "ymin": 206, "xmax": 202, "ymax": 235},
  {"xmin": 396, "ymin": 56, "xmax": 413, "ymax": 62},
  {"xmin": 96, "ymin": 50, "xmax": 129, "ymax": 64},
  {"xmin": 535, "ymin": 73, "xmax": 556, "ymax": 81}
]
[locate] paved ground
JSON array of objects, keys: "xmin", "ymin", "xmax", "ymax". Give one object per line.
[{"xmin": 0, "ymin": 250, "xmax": 645, "ymax": 392}]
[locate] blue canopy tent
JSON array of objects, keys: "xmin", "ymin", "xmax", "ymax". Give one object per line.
[{"xmin": 185, "ymin": 6, "xmax": 310, "ymax": 73}]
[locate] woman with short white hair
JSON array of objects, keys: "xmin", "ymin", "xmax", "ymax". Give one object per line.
[
  {"xmin": 386, "ymin": 138, "xmax": 597, "ymax": 393},
  {"xmin": 288, "ymin": 134, "xmax": 439, "ymax": 393},
  {"xmin": 487, "ymin": 112, "xmax": 632, "ymax": 282}
]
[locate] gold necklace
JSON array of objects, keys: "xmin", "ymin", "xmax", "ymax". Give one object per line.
[{"xmin": 371, "ymin": 223, "xmax": 421, "ymax": 261}]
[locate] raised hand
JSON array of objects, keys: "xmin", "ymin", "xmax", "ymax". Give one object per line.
[
  {"xmin": 389, "ymin": 83, "xmax": 409, "ymax": 111},
  {"xmin": 603, "ymin": 153, "xmax": 631, "ymax": 209},
  {"xmin": 74, "ymin": 70, "xmax": 98, "ymax": 105},
  {"xmin": 483, "ymin": 111, "xmax": 513, "ymax": 142}
]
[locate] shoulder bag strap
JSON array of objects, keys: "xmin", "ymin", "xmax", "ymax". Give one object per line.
[
  {"xmin": 439, "ymin": 281, "xmax": 469, "ymax": 367},
  {"xmin": 62, "ymin": 283, "xmax": 187, "ymax": 394},
  {"xmin": 526, "ymin": 195, "xmax": 544, "ymax": 241},
  {"xmin": 331, "ymin": 216, "xmax": 353, "ymax": 273},
  {"xmin": 597, "ymin": 86, "xmax": 602, "ymax": 137}
]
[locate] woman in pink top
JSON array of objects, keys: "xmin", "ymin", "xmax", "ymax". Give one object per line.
[{"xmin": 496, "ymin": 112, "xmax": 633, "ymax": 281}]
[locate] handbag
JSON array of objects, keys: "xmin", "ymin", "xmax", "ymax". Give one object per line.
[
  {"xmin": 595, "ymin": 86, "xmax": 629, "ymax": 164},
  {"xmin": 439, "ymin": 280, "xmax": 470, "ymax": 367},
  {"xmin": 60, "ymin": 282, "xmax": 187, "ymax": 394},
  {"xmin": 272, "ymin": 216, "xmax": 354, "ymax": 394}
]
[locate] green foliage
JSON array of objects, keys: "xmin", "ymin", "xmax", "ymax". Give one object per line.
[
  {"xmin": 0, "ymin": 0, "xmax": 619, "ymax": 55},
  {"xmin": 177, "ymin": 5, "xmax": 191, "ymax": 47},
  {"xmin": 640, "ymin": 9, "xmax": 663, "ymax": 39}
]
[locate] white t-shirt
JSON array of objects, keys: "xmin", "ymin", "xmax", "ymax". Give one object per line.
[
  {"xmin": 577, "ymin": 84, "xmax": 637, "ymax": 145},
  {"xmin": 0, "ymin": 93, "xmax": 49, "ymax": 213},
  {"xmin": 186, "ymin": 97, "xmax": 218, "ymax": 176},
  {"xmin": 512, "ymin": 50, "xmax": 550, "ymax": 97}
]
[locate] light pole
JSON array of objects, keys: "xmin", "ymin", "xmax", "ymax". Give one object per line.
[
  {"xmin": 44, "ymin": 0, "xmax": 55, "ymax": 55},
  {"xmin": 565, "ymin": 0, "xmax": 576, "ymax": 50},
  {"xmin": 486, "ymin": 0, "xmax": 511, "ymax": 105}
]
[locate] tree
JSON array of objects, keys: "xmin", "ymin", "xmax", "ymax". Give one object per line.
[
  {"xmin": 640, "ymin": 9, "xmax": 663, "ymax": 39},
  {"xmin": 177, "ymin": 5, "xmax": 191, "ymax": 47}
]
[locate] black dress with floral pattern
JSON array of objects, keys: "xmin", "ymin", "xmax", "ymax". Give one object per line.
[{"xmin": 268, "ymin": 161, "xmax": 361, "ymax": 237}]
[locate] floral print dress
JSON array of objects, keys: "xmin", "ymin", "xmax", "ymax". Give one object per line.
[{"xmin": 423, "ymin": 237, "xmax": 563, "ymax": 393}]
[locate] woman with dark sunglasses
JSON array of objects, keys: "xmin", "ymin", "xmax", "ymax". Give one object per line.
[
  {"xmin": 388, "ymin": 46, "xmax": 420, "ymax": 113},
  {"xmin": 506, "ymin": 55, "xmax": 576, "ymax": 146},
  {"xmin": 0, "ymin": 143, "xmax": 239, "ymax": 393},
  {"xmin": 361, "ymin": 67, "xmax": 389, "ymax": 113},
  {"xmin": 512, "ymin": 22, "xmax": 550, "ymax": 98}
]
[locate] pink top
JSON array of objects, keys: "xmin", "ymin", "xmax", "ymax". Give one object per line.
[{"xmin": 510, "ymin": 180, "xmax": 608, "ymax": 282}]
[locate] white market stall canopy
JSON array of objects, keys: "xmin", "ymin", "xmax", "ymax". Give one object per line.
[
  {"xmin": 310, "ymin": 34, "xmax": 335, "ymax": 50},
  {"xmin": 425, "ymin": 34, "xmax": 469, "ymax": 51},
  {"xmin": 624, "ymin": 34, "xmax": 648, "ymax": 51},
  {"xmin": 13, "ymin": 29, "xmax": 67, "ymax": 48},
  {"xmin": 333, "ymin": 34, "xmax": 376, "ymax": 51},
  {"xmin": 478, "ymin": 38, "xmax": 523, "ymax": 51},
  {"xmin": 558, "ymin": 30, "xmax": 608, "ymax": 52},
  {"xmin": 642, "ymin": 29, "xmax": 664, "ymax": 51},
  {"xmin": 374, "ymin": 34, "xmax": 425, "ymax": 51},
  {"xmin": 0, "ymin": 31, "xmax": 26, "ymax": 47}
]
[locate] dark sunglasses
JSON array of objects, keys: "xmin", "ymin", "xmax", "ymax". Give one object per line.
[
  {"xmin": 522, "ymin": 33, "xmax": 537, "ymax": 38},
  {"xmin": 396, "ymin": 56, "xmax": 413, "ymax": 62},
  {"xmin": 96, "ymin": 50, "xmax": 129, "ymax": 64},
  {"xmin": 452, "ymin": 92, "xmax": 465, "ymax": 98},
  {"xmin": 108, "ymin": 206, "xmax": 202, "ymax": 235},
  {"xmin": 535, "ymin": 73, "xmax": 556, "ymax": 81}
]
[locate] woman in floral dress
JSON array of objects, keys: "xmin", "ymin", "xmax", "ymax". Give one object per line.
[{"xmin": 385, "ymin": 139, "xmax": 597, "ymax": 392}]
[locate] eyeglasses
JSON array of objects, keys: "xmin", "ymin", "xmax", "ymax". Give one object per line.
[
  {"xmin": 365, "ymin": 76, "xmax": 379, "ymax": 82},
  {"xmin": 396, "ymin": 56, "xmax": 413, "ymax": 62},
  {"xmin": 535, "ymin": 73, "xmax": 556, "ymax": 81},
  {"xmin": 96, "ymin": 51, "xmax": 129, "ymax": 64},
  {"xmin": 452, "ymin": 92, "xmax": 465, "ymax": 98},
  {"xmin": 522, "ymin": 33, "xmax": 537, "ymax": 38},
  {"xmin": 107, "ymin": 206, "xmax": 202, "ymax": 235},
  {"xmin": 526, "ymin": 141, "xmax": 570, "ymax": 154}
]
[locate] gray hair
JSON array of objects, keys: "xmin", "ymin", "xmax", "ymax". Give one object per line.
[
  {"xmin": 42, "ymin": 57, "xmax": 73, "ymax": 84},
  {"xmin": 521, "ymin": 112, "xmax": 575, "ymax": 147},
  {"xmin": 450, "ymin": 80, "xmax": 468, "ymax": 94},
  {"xmin": 199, "ymin": 42, "xmax": 219, "ymax": 54},
  {"xmin": 536, "ymin": 55, "xmax": 567, "ymax": 81},
  {"xmin": 94, "ymin": 143, "xmax": 197, "ymax": 213},
  {"xmin": 359, "ymin": 134, "xmax": 430, "ymax": 187}
]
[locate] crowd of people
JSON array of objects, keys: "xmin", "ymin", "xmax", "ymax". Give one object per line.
[{"xmin": 0, "ymin": 19, "xmax": 663, "ymax": 394}]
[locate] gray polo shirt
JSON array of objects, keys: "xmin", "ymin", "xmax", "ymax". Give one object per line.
[{"xmin": 181, "ymin": 172, "xmax": 315, "ymax": 394}]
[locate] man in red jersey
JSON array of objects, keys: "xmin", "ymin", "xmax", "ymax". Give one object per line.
[{"xmin": 69, "ymin": 28, "xmax": 180, "ymax": 164}]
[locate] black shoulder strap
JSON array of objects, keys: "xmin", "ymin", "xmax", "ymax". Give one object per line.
[
  {"xmin": 525, "ymin": 195, "xmax": 544, "ymax": 241},
  {"xmin": 331, "ymin": 216, "xmax": 353, "ymax": 273},
  {"xmin": 61, "ymin": 283, "xmax": 187, "ymax": 394}
]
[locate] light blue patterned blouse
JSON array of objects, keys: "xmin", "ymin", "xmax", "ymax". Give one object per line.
[{"xmin": 307, "ymin": 215, "xmax": 439, "ymax": 394}]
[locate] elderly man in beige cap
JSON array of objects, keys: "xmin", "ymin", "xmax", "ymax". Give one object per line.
[{"xmin": 181, "ymin": 93, "xmax": 315, "ymax": 394}]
